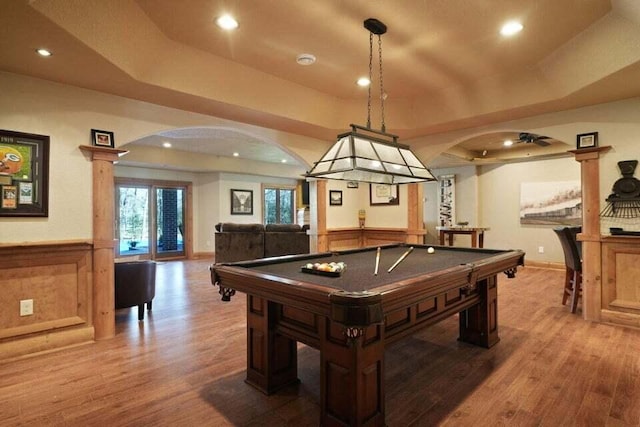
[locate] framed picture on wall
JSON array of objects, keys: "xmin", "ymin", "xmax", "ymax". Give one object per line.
[
  {"xmin": 576, "ymin": 132, "xmax": 598, "ymax": 149},
  {"xmin": 438, "ymin": 174, "xmax": 455, "ymax": 227},
  {"xmin": 329, "ymin": 190, "xmax": 342, "ymax": 206},
  {"xmin": 369, "ymin": 184, "xmax": 399, "ymax": 205},
  {"xmin": 91, "ymin": 129, "xmax": 115, "ymax": 148},
  {"xmin": 0, "ymin": 129, "xmax": 49, "ymax": 217},
  {"xmin": 230, "ymin": 189, "xmax": 253, "ymax": 215}
]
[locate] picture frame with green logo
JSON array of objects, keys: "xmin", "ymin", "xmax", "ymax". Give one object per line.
[{"xmin": 0, "ymin": 129, "xmax": 49, "ymax": 217}]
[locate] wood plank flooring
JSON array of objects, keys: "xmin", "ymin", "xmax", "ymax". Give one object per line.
[{"xmin": 1, "ymin": 260, "xmax": 640, "ymax": 426}]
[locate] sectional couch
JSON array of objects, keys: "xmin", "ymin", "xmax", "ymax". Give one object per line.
[{"xmin": 214, "ymin": 222, "xmax": 310, "ymax": 263}]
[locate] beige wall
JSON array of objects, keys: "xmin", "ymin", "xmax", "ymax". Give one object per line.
[
  {"xmin": 0, "ymin": 74, "xmax": 94, "ymax": 242},
  {"xmin": 0, "ymin": 71, "xmax": 314, "ymax": 249},
  {"xmin": 114, "ymin": 169, "xmax": 251, "ymax": 254},
  {"xmin": 2, "ymin": 70, "xmax": 639, "ymax": 265},
  {"xmin": 421, "ymin": 98, "xmax": 640, "ymax": 263},
  {"xmin": 425, "ymin": 157, "xmax": 580, "ymax": 263},
  {"xmin": 324, "ymin": 181, "xmax": 409, "ymax": 229},
  {"xmin": 423, "ymin": 166, "xmax": 479, "ymax": 245},
  {"xmin": 479, "ymin": 157, "xmax": 580, "ymax": 263}
]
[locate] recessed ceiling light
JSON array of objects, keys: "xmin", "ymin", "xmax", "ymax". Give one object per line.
[
  {"xmin": 500, "ymin": 21, "xmax": 523, "ymax": 37},
  {"xmin": 296, "ymin": 53, "xmax": 316, "ymax": 66},
  {"xmin": 281, "ymin": 159, "xmax": 287, "ymax": 163},
  {"xmin": 162, "ymin": 142, "xmax": 172, "ymax": 148},
  {"xmin": 503, "ymin": 139, "xmax": 514, "ymax": 147},
  {"xmin": 216, "ymin": 14, "xmax": 238, "ymax": 30},
  {"xmin": 233, "ymin": 152, "xmax": 239, "ymax": 157},
  {"xmin": 357, "ymin": 77, "xmax": 371, "ymax": 87},
  {"xmin": 36, "ymin": 48, "xmax": 52, "ymax": 57}
]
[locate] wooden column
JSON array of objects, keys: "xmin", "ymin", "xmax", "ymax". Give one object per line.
[
  {"xmin": 310, "ymin": 180, "xmax": 328, "ymax": 253},
  {"xmin": 406, "ymin": 183, "xmax": 425, "ymax": 244},
  {"xmin": 80, "ymin": 145, "xmax": 128, "ymax": 340},
  {"xmin": 570, "ymin": 146, "xmax": 610, "ymax": 321}
]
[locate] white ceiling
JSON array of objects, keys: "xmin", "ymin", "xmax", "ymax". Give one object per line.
[
  {"xmin": 134, "ymin": 128, "xmax": 300, "ymax": 165},
  {"xmin": 2, "ymin": 0, "xmax": 639, "ymax": 169}
]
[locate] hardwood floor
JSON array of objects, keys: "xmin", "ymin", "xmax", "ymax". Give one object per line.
[{"xmin": 1, "ymin": 260, "xmax": 639, "ymax": 426}]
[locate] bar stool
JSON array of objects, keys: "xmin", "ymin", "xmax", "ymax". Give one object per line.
[{"xmin": 553, "ymin": 226, "xmax": 582, "ymax": 313}]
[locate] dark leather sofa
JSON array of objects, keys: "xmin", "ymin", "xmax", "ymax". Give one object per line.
[
  {"xmin": 214, "ymin": 222, "xmax": 310, "ymax": 263},
  {"xmin": 214, "ymin": 223, "xmax": 265, "ymax": 263},
  {"xmin": 115, "ymin": 260, "xmax": 156, "ymax": 320},
  {"xmin": 264, "ymin": 223, "xmax": 310, "ymax": 258}
]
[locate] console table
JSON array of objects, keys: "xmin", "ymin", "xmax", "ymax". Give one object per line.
[{"xmin": 437, "ymin": 226, "xmax": 489, "ymax": 248}]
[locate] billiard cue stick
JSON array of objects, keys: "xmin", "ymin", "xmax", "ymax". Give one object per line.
[
  {"xmin": 388, "ymin": 246, "xmax": 414, "ymax": 273},
  {"xmin": 374, "ymin": 247, "xmax": 381, "ymax": 275}
]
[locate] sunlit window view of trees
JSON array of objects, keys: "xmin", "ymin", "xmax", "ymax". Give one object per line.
[
  {"xmin": 119, "ymin": 187, "xmax": 149, "ymax": 252},
  {"xmin": 264, "ymin": 187, "xmax": 294, "ymax": 224}
]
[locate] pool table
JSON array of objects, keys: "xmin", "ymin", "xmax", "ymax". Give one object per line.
[{"xmin": 211, "ymin": 244, "xmax": 524, "ymax": 427}]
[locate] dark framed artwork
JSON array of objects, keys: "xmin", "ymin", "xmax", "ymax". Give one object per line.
[
  {"xmin": 576, "ymin": 132, "xmax": 598, "ymax": 149},
  {"xmin": 0, "ymin": 129, "xmax": 49, "ymax": 217},
  {"xmin": 231, "ymin": 189, "xmax": 253, "ymax": 215},
  {"xmin": 329, "ymin": 190, "xmax": 343, "ymax": 206},
  {"xmin": 91, "ymin": 129, "xmax": 115, "ymax": 148},
  {"xmin": 370, "ymin": 184, "xmax": 399, "ymax": 206}
]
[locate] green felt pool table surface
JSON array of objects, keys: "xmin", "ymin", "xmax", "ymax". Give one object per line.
[{"xmin": 245, "ymin": 244, "xmax": 512, "ymax": 292}]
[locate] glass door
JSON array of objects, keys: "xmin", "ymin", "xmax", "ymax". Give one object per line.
[
  {"xmin": 116, "ymin": 180, "xmax": 189, "ymax": 260},
  {"xmin": 117, "ymin": 186, "xmax": 150, "ymax": 257},
  {"xmin": 155, "ymin": 187, "xmax": 185, "ymax": 258}
]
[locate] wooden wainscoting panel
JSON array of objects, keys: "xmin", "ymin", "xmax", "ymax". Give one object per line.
[
  {"xmin": 0, "ymin": 241, "xmax": 94, "ymax": 361},
  {"xmin": 602, "ymin": 238, "xmax": 640, "ymax": 322},
  {"xmin": 363, "ymin": 228, "xmax": 407, "ymax": 247},
  {"xmin": 327, "ymin": 228, "xmax": 362, "ymax": 251},
  {"xmin": 1, "ymin": 263, "xmax": 79, "ymax": 331},
  {"xmin": 613, "ymin": 252, "xmax": 640, "ymax": 305},
  {"xmin": 326, "ymin": 228, "xmax": 415, "ymax": 251}
]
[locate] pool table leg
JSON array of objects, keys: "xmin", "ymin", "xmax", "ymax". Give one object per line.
[
  {"xmin": 244, "ymin": 295, "xmax": 299, "ymax": 394},
  {"xmin": 458, "ymin": 275, "xmax": 500, "ymax": 348},
  {"xmin": 320, "ymin": 321, "xmax": 385, "ymax": 427}
]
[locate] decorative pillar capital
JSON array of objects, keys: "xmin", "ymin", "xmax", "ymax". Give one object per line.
[
  {"xmin": 569, "ymin": 146, "xmax": 611, "ymax": 162},
  {"xmin": 79, "ymin": 145, "xmax": 128, "ymax": 163}
]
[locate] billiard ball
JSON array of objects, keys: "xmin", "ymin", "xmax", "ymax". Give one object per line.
[{"xmin": 427, "ymin": 247, "xmax": 435, "ymax": 254}]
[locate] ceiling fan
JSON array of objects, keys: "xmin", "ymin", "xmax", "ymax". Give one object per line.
[{"xmin": 516, "ymin": 132, "xmax": 551, "ymax": 146}]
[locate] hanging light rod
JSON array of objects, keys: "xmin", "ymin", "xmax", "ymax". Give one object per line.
[{"xmin": 305, "ymin": 18, "xmax": 437, "ymax": 185}]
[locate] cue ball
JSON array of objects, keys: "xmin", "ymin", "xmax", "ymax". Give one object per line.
[{"xmin": 427, "ymin": 247, "xmax": 435, "ymax": 254}]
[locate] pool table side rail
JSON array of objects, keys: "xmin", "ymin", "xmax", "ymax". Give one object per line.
[
  {"xmin": 218, "ymin": 243, "xmax": 514, "ymax": 269},
  {"xmin": 213, "ymin": 267, "xmax": 335, "ymax": 316},
  {"xmin": 211, "ymin": 248, "xmax": 525, "ymax": 327}
]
